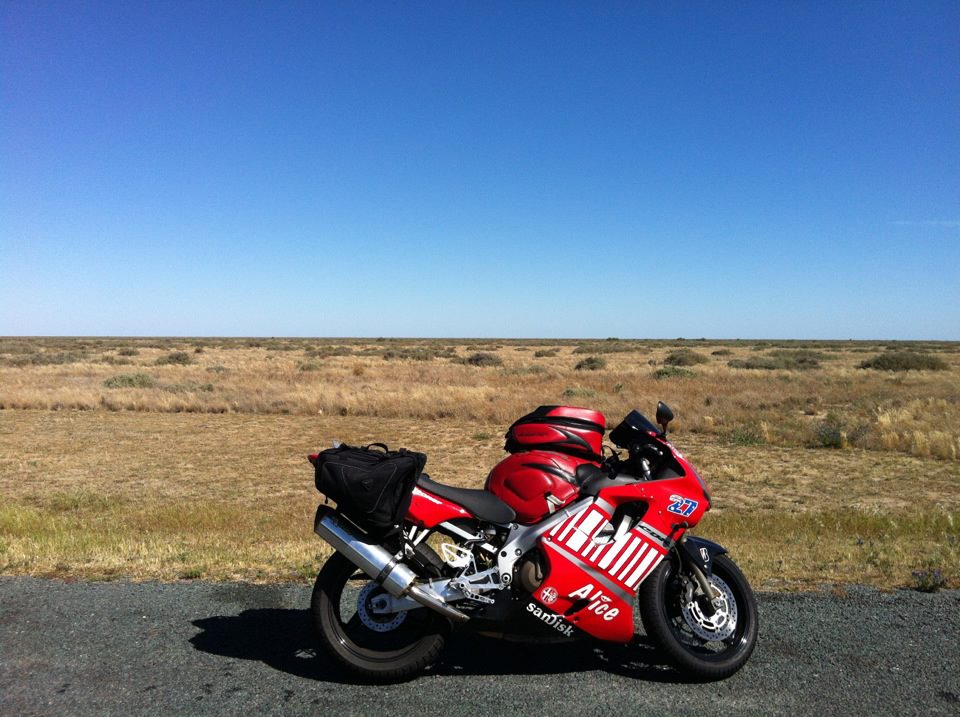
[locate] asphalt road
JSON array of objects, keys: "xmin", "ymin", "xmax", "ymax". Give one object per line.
[{"xmin": 1, "ymin": 577, "xmax": 958, "ymax": 716}]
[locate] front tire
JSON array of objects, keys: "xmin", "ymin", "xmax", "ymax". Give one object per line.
[
  {"xmin": 638, "ymin": 553, "xmax": 758, "ymax": 680},
  {"xmin": 311, "ymin": 552, "xmax": 449, "ymax": 682}
]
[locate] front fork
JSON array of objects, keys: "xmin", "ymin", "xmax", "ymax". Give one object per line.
[{"xmin": 674, "ymin": 533, "xmax": 728, "ymax": 613}]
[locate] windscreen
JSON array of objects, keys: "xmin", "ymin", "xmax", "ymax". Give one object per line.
[{"xmin": 608, "ymin": 410, "xmax": 662, "ymax": 448}]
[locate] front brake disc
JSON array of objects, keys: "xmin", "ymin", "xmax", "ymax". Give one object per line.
[{"xmin": 679, "ymin": 574, "xmax": 738, "ymax": 641}]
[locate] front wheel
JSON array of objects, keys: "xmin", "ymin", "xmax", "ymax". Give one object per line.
[
  {"xmin": 638, "ymin": 553, "xmax": 758, "ymax": 680},
  {"xmin": 311, "ymin": 552, "xmax": 449, "ymax": 682}
]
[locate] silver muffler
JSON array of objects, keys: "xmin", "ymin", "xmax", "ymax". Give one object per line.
[{"xmin": 313, "ymin": 506, "xmax": 469, "ymax": 623}]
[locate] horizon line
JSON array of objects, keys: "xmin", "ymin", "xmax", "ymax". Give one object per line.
[{"xmin": 2, "ymin": 335, "xmax": 959, "ymax": 343}]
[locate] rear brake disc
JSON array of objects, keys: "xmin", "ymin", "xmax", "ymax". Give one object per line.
[{"xmin": 356, "ymin": 582, "xmax": 407, "ymax": 633}]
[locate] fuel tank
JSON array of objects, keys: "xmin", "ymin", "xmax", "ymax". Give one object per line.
[{"xmin": 484, "ymin": 450, "xmax": 597, "ymax": 524}]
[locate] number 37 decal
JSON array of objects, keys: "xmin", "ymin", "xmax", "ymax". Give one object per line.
[{"xmin": 667, "ymin": 494, "xmax": 698, "ymax": 517}]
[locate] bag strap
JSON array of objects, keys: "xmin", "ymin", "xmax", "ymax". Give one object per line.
[{"xmin": 365, "ymin": 442, "xmax": 390, "ymax": 453}]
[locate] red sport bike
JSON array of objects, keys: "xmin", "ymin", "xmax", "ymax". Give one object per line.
[{"xmin": 309, "ymin": 402, "xmax": 758, "ymax": 682}]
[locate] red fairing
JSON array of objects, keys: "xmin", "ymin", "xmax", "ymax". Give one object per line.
[
  {"xmin": 406, "ymin": 486, "xmax": 473, "ymax": 528},
  {"xmin": 485, "ymin": 451, "xmax": 591, "ymax": 524},
  {"xmin": 526, "ymin": 435, "xmax": 709, "ymax": 643},
  {"xmin": 595, "ymin": 441, "xmax": 708, "ymax": 539},
  {"xmin": 531, "ymin": 500, "xmax": 667, "ymax": 643}
]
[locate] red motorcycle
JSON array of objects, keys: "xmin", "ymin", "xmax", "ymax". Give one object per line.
[{"xmin": 308, "ymin": 403, "xmax": 758, "ymax": 682}]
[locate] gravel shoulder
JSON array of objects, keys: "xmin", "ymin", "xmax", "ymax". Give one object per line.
[{"xmin": 1, "ymin": 577, "xmax": 958, "ymax": 716}]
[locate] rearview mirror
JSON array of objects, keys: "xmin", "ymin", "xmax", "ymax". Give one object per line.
[{"xmin": 656, "ymin": 401, "xmax": 674, "ymax": 434}]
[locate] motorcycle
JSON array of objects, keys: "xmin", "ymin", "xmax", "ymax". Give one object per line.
[{"xmin": 308, "ymin": 402, "xmax": 758, "ymax": 682}]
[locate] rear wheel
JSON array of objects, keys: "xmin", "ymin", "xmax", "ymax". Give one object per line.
[
  {"xmin": 638, "ymin": 553, "xmax": 757, "ymax": 680},
  {"xmin": 311, "ymin": 552, "xmax": 449, "ymax": 682}
]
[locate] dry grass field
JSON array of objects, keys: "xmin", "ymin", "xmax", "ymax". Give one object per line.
[{"xmin": 1, "ymin": 337, "xmax": 958, "ymax": 590}]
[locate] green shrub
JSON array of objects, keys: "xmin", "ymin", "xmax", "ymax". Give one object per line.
[
  {"xmin": 812, "ymin": 412, "xmax": 871, "ymax": 449},
  {"xmin": 163, "ymin": 381, "xmax": 215, "ymax": 393},
  {"xmin": 117, "ymin": 348, "xmax": 139, "ymax": 356},
  {"xmin": 729, "ymin": 357, "xmax": 777, "ymax": 370},
  {"xmin": 814, "ymin": 412, "xmax": 846, "ymax": 448},
  {"xmin": 859, "ymin": 352, "xmax": 948, "ymax": 372},
  {"xmin": 8, "ymin": 352, "xmax": 87, "ymax": 367},
  {"xmin": 534, "ymin": 349, "xmax": 558, "ymax": 358},
  {"xmin": 653, "ymin": 366, "xmax": 695, "ymax": 379},
  {"xmin": 711, "ymin": 349, "xmax": 733, "ymax": 356},
  {"xmin": 305, "ymin": 345, "xmax": 356, "ymax": 358},
  {"xmin": 103, "ymin": 373, "xmax": 157, "ymax": 389},
  {"xmin": 723, "ymin": 424, "xmax": 766, "ymax": 446},
  {"xmin": 769, "ymin": 349, "xmax": 828, "ymax": 363},
  {"xmin": 911, "ymin": 569, "xmax": 947, "ymax": 593},
  {"xmin": 562, "ymin": 387, "xmax": 597, "ymax": 399},
  {"xmin": 575, "ymin": 356, "xmax": 606, "ymax": 371},
  {"xmin": 383, "ymin": 347, "xmax": 457, "ymax": 361},
  {"xmin": 664, "ymin": 349, "xmax": 709, "ymax": 366},
  {"xmin": 156, "ymin": 351, "xmax": 193, "ymax": 366},
  {"xmin": 458, "ymin": 352, "xmax": 503, "ymax": 367},
  {"xmin": 729, "ymin": 351, "xmax": 821, "ymax": 371}
]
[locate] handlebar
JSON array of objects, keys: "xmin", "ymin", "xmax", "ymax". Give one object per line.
[{"xmin": 603, "ymin": 442, "xmax": 667, "ymax": 482}]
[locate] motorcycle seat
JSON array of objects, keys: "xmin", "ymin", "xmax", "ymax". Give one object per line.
[{"xmin": 417, "ymin": 474, "xmax": 517, "ymax": 524}]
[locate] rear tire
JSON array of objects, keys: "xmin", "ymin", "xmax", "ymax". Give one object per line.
[
  {"xmin": 311, "ymin": 552, "xmax": 449, "ymax": 682},
  {"xmin": 638, "ymin": 553, "xmax": 758, "ymax": 680}
]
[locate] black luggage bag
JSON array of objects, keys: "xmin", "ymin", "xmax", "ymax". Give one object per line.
[{"xmin": 313, "ymin": 443, "xmax": 427, "ymax": 536}]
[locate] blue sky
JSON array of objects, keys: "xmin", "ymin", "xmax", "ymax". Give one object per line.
[{"xmin": 2, "ymin": 1, "xmax": 958, "ymax": 339}]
